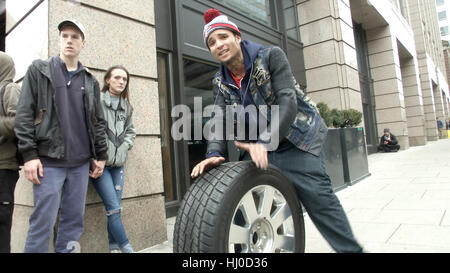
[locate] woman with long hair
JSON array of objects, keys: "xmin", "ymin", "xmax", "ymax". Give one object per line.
[{"xmin": 91, "ymin": 65, "xmax": 136, "ymax": 253}]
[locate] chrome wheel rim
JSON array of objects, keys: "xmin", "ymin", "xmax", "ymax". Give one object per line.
[{"xmin": 228, "ymin": 185, "xmax": 296, "ymax": 253}]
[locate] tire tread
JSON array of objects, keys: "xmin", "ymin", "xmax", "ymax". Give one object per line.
[{"xmin": 173, "ymin": 162, "xmax": 245, "ymax": 253}]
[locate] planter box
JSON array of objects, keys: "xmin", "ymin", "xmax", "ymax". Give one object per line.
[
  {"xmin": 340, "ymin": 127, "xmax": 371, "ymax": 185},
  {"xmin": 324, "ymin": 129, "xmax": 346, "ymax": 191}
]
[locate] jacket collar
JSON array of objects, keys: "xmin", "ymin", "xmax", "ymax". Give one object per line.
[
  {"xmin": 219, "ymin": 40, "xmax": 263, "ymax": 86},
  {"xmin": 54, "ymin": 55, "xmax": 85, "ymax": 75},
  {"xmin": 101, "ymin": 91, "xmax": 126, "ymax": 111},
  {"xmin": 34, "ymin": 56, "xmax": 91, "ymax": 81}
]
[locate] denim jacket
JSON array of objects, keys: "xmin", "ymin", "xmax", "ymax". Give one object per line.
[{"xmin": 207, "ymin": 42, "xmax": 328, "ymax": 157}]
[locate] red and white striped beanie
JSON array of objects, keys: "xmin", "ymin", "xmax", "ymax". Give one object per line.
[{"xmin": 203, "ymin": 9, "xmax": 241, "ymax": 48}]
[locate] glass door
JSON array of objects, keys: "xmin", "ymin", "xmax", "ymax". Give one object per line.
[
  {"xmin": 183, "ymin": 58, "xmax": 218, "ymax": 174},
  {"xmin": 157, "ymin": 52, "xmax": 178, "ymax": 203},
  {"xmin": 353, "ymin": 22, "xmax": 378, "ymax": 154}
]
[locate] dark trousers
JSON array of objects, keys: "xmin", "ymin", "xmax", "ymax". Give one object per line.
[
  {"xmin": 378, "ymin": 144, "xmax": 400, "ymax": 152},
  {"xmin": 0, "ymin": 169, "xmax": 19, "ymax": 253},
  {"xmin": 243, "ymin": 146, "xmax": 363, "ymax": 253}
]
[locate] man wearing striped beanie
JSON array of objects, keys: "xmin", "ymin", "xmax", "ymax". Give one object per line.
[
  {"xmin": 203, "ymin": 8, "xmax": 241, "ymax": 48},
  {"xmin": 193, "ymin": 9, "xmax": 363, "ymax": 253}
]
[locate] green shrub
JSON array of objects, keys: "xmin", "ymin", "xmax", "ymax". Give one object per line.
[
  {"xmin": 317, "ymin": 102, "xmax": 362, "ymax": 128},
  {"xmin": 317, "ymin": 102, "xmax": 333, "ymax": 127},
  {"xmin": 330, "ymin": 109, "xmax": 345, "ymax": 128},
  {"xmin": 343, "ymin": 108, "xmax": 363, "ymax": 127}
]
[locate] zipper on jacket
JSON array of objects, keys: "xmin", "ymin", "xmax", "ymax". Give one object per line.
[
  {"xmin": 112, "ymin": 108, "xmax": 119, "ymax": 166},
  {"xmin": 222, "ymin": 64, "xmax": 254, "ymax": 104},
  {"xmin": 83, "ymin": 86, "xmax": 95, "ymax": 158},
  {"xmin": 50, "ymin": 77, "xmax": 65, "ymax": 158}
]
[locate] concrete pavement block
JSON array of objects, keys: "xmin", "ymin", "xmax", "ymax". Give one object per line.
[
  {"xmin": 351, "ymin": 222, "xmax": 401, "ymax": 243},
  {"xmin": 363, "ymin": 242, "xmax": 450, "ymax": 253},
  {"xmin": 339, "ymin": 197, "xmax": 394, "ymax": 210},
  {"xmin": 422, "ymin": 190, "xmax": 450, "ymax": 200},
  {"xmin": 385, "ymin": 199, "xmax": 450, "ymax": 211},
  {"xmin": 387, "ymin": 225, "xmax": 450, "ymax": 247},
  {"xmin": 440, "ymin": 211, "xmax": 450, "ymax": 227}
]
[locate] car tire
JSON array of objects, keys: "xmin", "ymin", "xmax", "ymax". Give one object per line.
[{"xmin": 173, "ymin": 161, "xmax": 305, "ymax": 253}]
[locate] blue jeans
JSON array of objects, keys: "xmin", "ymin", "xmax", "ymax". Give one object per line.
[
  {"xmin": 24, "ymin": 162, "xmax": 90, "ymax": 253},
  {"xmin": 243, "ymin": 146, "xmax": 363, "ymax": 253},
  {"xmin": 93, "ymin": 166, "xmax": 130, "ymax": 250}
]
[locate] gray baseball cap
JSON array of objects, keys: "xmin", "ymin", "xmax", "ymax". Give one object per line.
[{"xmin": 58, "ymin": 19, "xmax": 86, "ymax": 40}]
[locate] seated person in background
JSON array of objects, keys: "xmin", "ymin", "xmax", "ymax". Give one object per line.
[{"xmin": 378, "ymin": 128, "xmax": 400, "ymax": 152}]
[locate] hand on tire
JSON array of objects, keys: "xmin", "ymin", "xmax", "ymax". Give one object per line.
[
  {"xmin": 234, "ymin": 141, "xmax": 268, "ymax": 170},
  {"xmin": 191, "ymin": 156, "xmax": 226, "ymax": 178}
]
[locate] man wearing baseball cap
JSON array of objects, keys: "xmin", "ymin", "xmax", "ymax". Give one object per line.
[
  {"xmin": 15, "ymin": 19, "xmax": 108, "ymax": 252},
  {"xmin": 58, "ymin": 19, "xmax": 86, "ymax": 40},
  {"xmin": 191, "ymin": 9, "xmax": 363, "ymax": 253}
]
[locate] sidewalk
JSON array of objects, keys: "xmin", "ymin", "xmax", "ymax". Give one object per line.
[{"xmin": 140, "ymin": 139, "xmax": 450, "ymax": 253}]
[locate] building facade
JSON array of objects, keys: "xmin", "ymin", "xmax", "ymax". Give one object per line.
[
  {"xmin": 436, "ymin": 0, "xmax": 450, "ymax": 42},
  {"xmin": 300, "ymin": 0, "xmax": 449, "ymax": 149},
  {"xmin": 1, "ymin": 0, "xmax": 449, "ymax": 252},
  {"xmin": 444, "ymin": 40, "xmax": 450, "ymax": 85}
]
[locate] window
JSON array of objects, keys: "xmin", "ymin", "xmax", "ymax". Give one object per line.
[
  {"xmin": 441, "ymin": 26, "xmax": 449, "ymax": 36},
  {"xmin": 438, "ymin": 11, "xmax": 447, "ymax": 21},
  {"xmin": 1, "ymin": 0, "xmax": 5, "ymax": 51},
  {"xmin": 398, "ymin": 0, "xmax": 406, "ymax": 18},
  {"xmin": 282, "ymin": 0, "xmax": 299, "ymax": 41},
  {"xmin": 214, "ymin": 0, "xmax": 277, "ymax": 28},
  {"xmin": 436, "ymin": 0, "xmax": 445, "ymax": 6}
]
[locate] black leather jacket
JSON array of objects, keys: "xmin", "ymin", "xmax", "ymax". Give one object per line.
[{"xmin": 14, "ymin": 57, "xmax": 108, "ymax": 163}]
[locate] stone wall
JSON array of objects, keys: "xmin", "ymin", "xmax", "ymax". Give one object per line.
[{"xmin": 7, "ymin": 0, "xmax": 166, "ymax": 253}]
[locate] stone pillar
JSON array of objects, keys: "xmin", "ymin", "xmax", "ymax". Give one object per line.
[
  {"xmin": 446, "ymin": 95, "xmax": 450, "ymax": 119},
  {"xmin": 434, "ymin": 85, "xmax": 447, "ymax": 138},
  {"xmin": 400, "ymin": 57, "xmax": 427, "ymax": 146},
  {"xmin": 298, "ymin": 0, "xmax": 363, "ymax": 113},
  {"xmin": 421, "ymin": 75, "xmax": 439, "ymax": 141},
  {"xmin": 426, "ymin": 90, "xmax": 439, "ymax": 139},
  {"xmin": 9, "ymin": 0, "xmax": 166, "ymax": 253},
  {"xmin": 366, "ymin": 26, "xmax": 409, "ymax": 149},
  {"xmin": 446, "ymin": 96, "xmax": 450, "ymax": 119},
  {"xmin": 434, "ymin": 88, "xmax": 445, "ymax": 119}
]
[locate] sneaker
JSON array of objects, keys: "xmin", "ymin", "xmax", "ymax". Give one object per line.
[
  {"xmin": 121, "ymin": 243, "xmax": 134, "ymax": 253},
  {"xmin": 110, "ymin": 243, "xmax": 121, "ymax": 253}
]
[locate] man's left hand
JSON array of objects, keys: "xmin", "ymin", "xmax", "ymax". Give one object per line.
[
  {"xmin": 234, "ymin": 141, "xmax": 268, "ymax": 170},
  {"xmin": 89, "ymin": 160, "xmax": 106, "ymax": 178}
]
